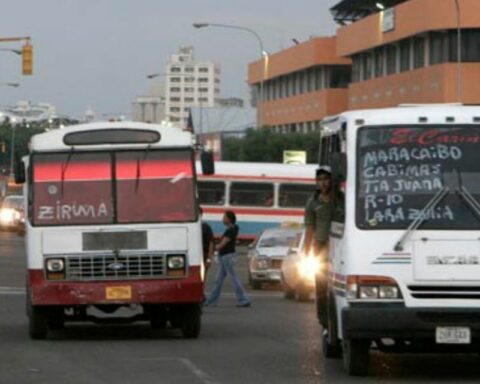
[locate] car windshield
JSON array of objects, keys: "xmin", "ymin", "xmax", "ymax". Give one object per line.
[
  {"xmin": 357, "ymin": 125, "xmax": 480, "ymax": 230},
  {"xmin": 31, "ymin": 149, "xmax": 196, "ymax": 226},
  {"xmin": 258, "ymin": 230, "xmax": 302, "ymax": 248}
]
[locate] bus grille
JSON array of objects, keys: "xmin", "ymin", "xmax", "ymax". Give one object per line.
[
  {"xmin": 65, "ymin": 253, "xmax": 166, "ymax": 281},
  {"xmin": 270, "ymin": 259, "xmax": 283, "ymax": 269}
]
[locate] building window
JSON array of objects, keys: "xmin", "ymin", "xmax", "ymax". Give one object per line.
[
  {"xmin": 230, "ymin": 182, "xmax": 274, "ymax": 207},
  {"xmin": 185, "ymin": 77, "xmax": 195, "ymax": 83},
  {"xmin": 374, "ymin": 47, "xmax": 384, "ymax": 77},
  {"xmin": 171, "ymin": 77, "xmax": 181, "ymax": 83},
  {"xmin": 199, "ymin": 67, "xmax": 209, "ymax": 73},
  {"xmin": 171, "ymin": 67, "xmax": 181, "ymax": 73},
  {"xmin": 170, "ymin": 97, "xmax": 181, "ymax": 102},
  {"xmin": 453, "ymin": 29, "xmax": 480, "ymax": 62},
  {"xmin": 329, "ymin": 65, "xmax": 351, "ymax": 88},
  {"xmin": 430, "ymin": 31, "xmax": 448, "ymax": 65},
  {"xmin": 198, "ymin": 97, "xmax": 208, "ymax": 102},
  {"xmin": 413, "ymin": 37, "xmax": 425, "ymax": 69},
  {"xmin": 399, "ymin": 39, "xmax": 411, "ymax": 72},
  {"xmin": 386, "ymin": 45, "xmax": 397, "ymax": 75},
  {"xmin": 362, "ymin": 53, "xmax": 373, "ymax": 81},
  {"xmin": 185, "ymin": 67, "xmax": 194, "ymax": 73},
  {"xmin": 199, "ymin": 87, "xmax": 209, "ymax": 93},
  {"xmin": 170, "ymin": 87, "xmax": 181, "ymax": 92},
  {"xmin": 352, "ymin": 54, "xmax": 361, "ymax": 82},
  {"xmin": 184, "ymin": 87, "xmax": 194, "ymax": 92},
  {"xmin": 199, "ymin": 78, "xmax": 209, "ymax": 83},
  {"xmin": 298, "ymin": 71, "xmax": 305, "ymax": 94},
  {"xmin": 185, "ymin": 97, "xmax": 194, "ymax": 102},
  {"xmin": 315, "ymin": 67, "xmax": 323, "ymax": 90},
  {"xmin": 170, "ymin": 107, "xmax": 180, "ymax": 112}
]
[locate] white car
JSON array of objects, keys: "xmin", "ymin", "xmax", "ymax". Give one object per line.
[
  {"xmin": 0, "ymin": 195, "xmax": 24, "ymax": 231},
  {"xmin": 247, "ymin": 227, "xmax": 303, "ymax": 290},
  {"xmin": 281, "ymin": 229, "xmax": 322, "ymax": 301}
]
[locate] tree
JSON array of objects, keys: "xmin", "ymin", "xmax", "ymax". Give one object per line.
[{"xmin": 222, "ymin": 129, "xmax": 320, "ymax": 163}]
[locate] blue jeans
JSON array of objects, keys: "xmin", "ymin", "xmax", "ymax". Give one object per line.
[{"xmin": 205, "ymin": 252, "xmax": 250, "ymax": 306}]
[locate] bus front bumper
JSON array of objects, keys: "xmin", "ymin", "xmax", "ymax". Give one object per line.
[
  {"xmin": 342, "ymin": 304, "xmax": 480, "ymax": 340},
  {"xmin": 28, "ymin": 267, "xmax": 203, "ymax": 306}
]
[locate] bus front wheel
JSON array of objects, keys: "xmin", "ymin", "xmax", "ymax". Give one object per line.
[
  {"xmin": 181, "ymin": 304, "xmax": 201, "ymax": 339},
  {"xmin": 342, "ymin": 338, "xmax": 370, "ymax": 376},
  {"xmin": 28, "ymin": 305, "xmax": 48, "ymax": 340}
]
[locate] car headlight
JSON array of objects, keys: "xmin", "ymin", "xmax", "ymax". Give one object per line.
[
  {"xmin": 255, "ymin": 258, "xmax": 269, "ymax": 269},
  {"xmin": 46, "ymin": 258, "xmax": 65, "ymax": 272},
  {"xmin": 0, "ymin": 208, "xmax": 15, "ymax": 224},
  {"xmin": 297, "ymin": 255, "xmax": 321, "ymax": 282},
  {"xmin": 167, "ymin": 255, "xmax": 185, "ymax": 269}
]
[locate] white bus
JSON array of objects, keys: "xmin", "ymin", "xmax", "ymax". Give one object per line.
[
  {"xmin": 319, "ymin": 105, "xmax": 480, "ymax": 376},
  {"xmin": 16, "ymin": 122, "xmax": 213, "ymax": 339},
  {"xmin": 196, "ymin": 161, "xmax": 317, "ymax": 241}
]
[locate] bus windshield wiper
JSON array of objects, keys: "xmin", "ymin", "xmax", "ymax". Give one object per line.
[
  {"xmin": 394, "ymin": 186, "xmax": 449, "ymax": 252},
  {"xmin": 60, "ymin": 147, "xmax": 75, "ymax": 198},
  {"xmin": 135, "ymin": 145, "xmax": 150, "ymax": 193},
  {"xmin": 456, "ymin": 171, "xmax": 480, "ymax": 218}
]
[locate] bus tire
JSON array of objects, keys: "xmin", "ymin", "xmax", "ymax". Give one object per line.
[
  {"xmin": 181, "ymin": 304, "xmax": 201, "ymax": 339},
  {"xmin": 28, "ymin": 305, "xmax": 48, "ymax": 340},
  {"xmin": 342, "ymin": 339, "xmax": 370, "ymax": 376}
]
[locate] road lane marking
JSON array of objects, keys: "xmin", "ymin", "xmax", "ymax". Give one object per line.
[
  {"xmin": 137, "ymin": 357, "xmax": 221, "ymax": 384},
  {"xmin": 0, "ymin": 287, "xmax": 26, "ymax": 295}
]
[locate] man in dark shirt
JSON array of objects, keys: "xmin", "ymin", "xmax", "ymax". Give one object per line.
[{"xmin": 204, "ymin": 211, "xmax": 251, "ymax": 307}]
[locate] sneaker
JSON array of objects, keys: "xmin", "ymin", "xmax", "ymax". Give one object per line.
[{"xmin": 236, "ymin": 302, "xmax": 251, "ymax": 308}]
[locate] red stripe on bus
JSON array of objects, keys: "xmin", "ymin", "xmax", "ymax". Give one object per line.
[
  {"xmin": 34, "ymin": 161, "xmax": 111, "ymax": 181},
  {"xmin": 202, "ymin": 206, "xmax": 304, "ymax": 216}
]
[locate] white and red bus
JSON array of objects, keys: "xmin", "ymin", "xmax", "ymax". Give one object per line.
[
  {"xmin": 196, "ymin": 161, "xmax": 317, "ymax": 241},
  {"xmin": 16, "ymin": 122, "xmax": 213, "ymax": 339}
]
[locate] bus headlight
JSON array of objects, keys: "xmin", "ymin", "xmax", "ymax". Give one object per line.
[
  {"xmin": 46, "ymin": 258, "xmax": 65, "ymax": 272},
  {"xmin": 255, "ymin": 258, "xmax": 269, "ymax": 270},
  {"xmin": 347, "ymin": 275, "xmax": 402, "ymax": 301},
  {"xmin": 167, "ymin": 255, "xmax": 185, "ymax": 270}
]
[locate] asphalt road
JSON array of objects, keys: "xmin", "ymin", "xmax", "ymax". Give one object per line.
[{"xmin": 1, "ymin": 231, "xmax": 480, "ymax": 383}]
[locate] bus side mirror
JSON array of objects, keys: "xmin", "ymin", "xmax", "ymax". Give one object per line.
[
  {"xmin": 331, "ymin": 153, "xmax": 346, "ymax": 182},
  {"xmin": 14, "ymin": 158, "xmax": 26, "ymax": 184},
  {"xmin": 201, "ymin": 150, "xmax": 215, "ymax": 175}
]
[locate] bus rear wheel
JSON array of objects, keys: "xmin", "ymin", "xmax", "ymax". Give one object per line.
[
  {"xmin": 342, "ymin": 338, "xmax": 370, "ymax": 376},
  {"xmin": 181, "ymin": 304, "xmax": 201, "ymax": 339}
]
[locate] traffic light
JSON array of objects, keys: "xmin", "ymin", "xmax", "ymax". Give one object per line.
[{"xmin": 22, "ymin": 42, "xmax": 33, "ymax": 75}]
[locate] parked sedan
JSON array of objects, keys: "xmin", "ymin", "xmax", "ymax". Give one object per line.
[
  {"xmin": 0, "ymin": 195, "xmax": 24, "ymax": 231},
  {"xmin": 281, "ymin": 229, "xmax": 322, "ymax": 301},
  {"xmin": 248, "ymin": 227, "xmax": 303, "ymax": 290}
]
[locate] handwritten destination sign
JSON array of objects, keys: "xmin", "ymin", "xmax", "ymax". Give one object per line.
[{"xmin": 357, "ymin": 126, "xmax": 480, "ymax": 230}]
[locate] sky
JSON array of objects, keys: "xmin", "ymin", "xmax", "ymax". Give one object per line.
[{"xmin": 0, "ymin": 0, "xmax": 340, "ymax": 119}]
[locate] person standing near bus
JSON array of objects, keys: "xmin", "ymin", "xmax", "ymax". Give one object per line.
[
  {"xmin": 204, "ymin": 211, "xmax": 251, "ymax": 308},
  {"xmin": 304, "ymin": 166, "xmax": 334, "ymax": 326}
]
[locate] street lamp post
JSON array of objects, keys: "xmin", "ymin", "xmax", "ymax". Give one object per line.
[
  {"xmin": 9, "ymin": 118, "xmax": 17, "ymax": 177},
  {"xmin": 454, "ymin": 0, "xmax": 462, "ymax": 103},
  {"xmin": 193, "ymin": 22, "xmax": 268, "ymax": 129},
  {"xmin": 0, "ymin": 83, "xmax": 20, "ymax": 88}
]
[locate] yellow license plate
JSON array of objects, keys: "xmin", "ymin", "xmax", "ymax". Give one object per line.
[{"xmin": 106, "ymin": 286, "xmax": 132, "ymax": 300}]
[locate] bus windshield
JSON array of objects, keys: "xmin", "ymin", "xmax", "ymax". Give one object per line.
[
  {"xmin": 357, "ymin": 125, "xmax": 480, "ymax": 230},
  {"xmin": 32, "ymin": 149, "xmax": 196, "ymax": 226}
]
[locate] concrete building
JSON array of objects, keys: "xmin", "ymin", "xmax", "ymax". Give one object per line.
[
  {"xmin": 132, "ymin": 95, "xmax": 166, "ymax": 124},
  {"xmin": 248, "ymin": 0, "xmax": 480, "ymax": 133},
  {"xmin": 248, "ymin": 37, "xmax": 351, "ymax": 133},
  {"xmin": 165, "ymin": 46, "xmax": 220, "ymax": 127}
]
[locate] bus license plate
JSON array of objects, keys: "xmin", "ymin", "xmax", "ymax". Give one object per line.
[
  {"xmin": 436, "ymin": 327, "xmax": 471, "ymax": 344},
  {"xmin": 106, "ymin": 286, "xmax": 132, "ymax": 300}
]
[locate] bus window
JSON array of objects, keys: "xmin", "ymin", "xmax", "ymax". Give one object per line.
[
  {"xmin": 279, "ymin": 183, "xmax": 315, "ymax": 208},
  {"xmin": 116, "ymin": 150, "xmax": 196, "ymax": 223},
  {"xmin": 198, "ymin": 181, "xmax": 225, "ymax": 205},
  {"xmin": 230, "ymin": 182, "xmax": 274, "ymax": 207},
  {"xmin": 32, "ymin": 152, "xmax": 114, "ymax": 226}
]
